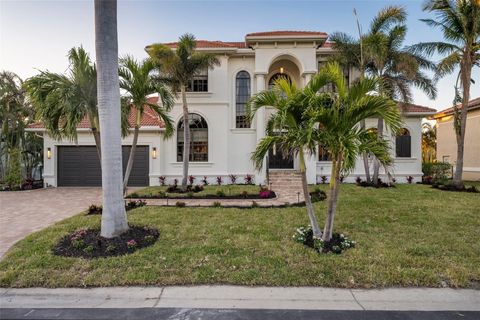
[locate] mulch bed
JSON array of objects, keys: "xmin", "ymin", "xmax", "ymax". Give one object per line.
[
  {"xmin": 127, "ymin": 192, "xmax": 277, "ymax": 200},
  {"xmin": 53, "ymin": 226, "xmax": 159, "ymax": 259},
  {"xmin": 432, "ymin": 183, "xmax": 479, "ymax": 193},
  {"xmin": 356, "ymin": 181, "xmax": 395, "ymax": 188}
]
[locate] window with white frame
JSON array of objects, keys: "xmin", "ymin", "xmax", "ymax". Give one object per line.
[{"xmin": 235, "ymin": 71, "xmax": 251, "ymax": 128}]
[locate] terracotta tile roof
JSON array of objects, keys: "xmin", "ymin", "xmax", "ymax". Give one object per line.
[
  {"xmin": 163, "ymin": 40, "xmax": 247, "ymax": 49},
  {"xmin": 397, "ymin": 102, "xmax": 437, "ymax": 114},
  {"xmin": 246, "ymin": 30, "xmax": 328, "ymax": 37},
  {"xmin": 27, "ymin": 96, "xmax": 165, "ymax": 130},
  {"xmin": 433, "ymin": 97, "xmax": 480, "ymax": 118},
  {"xmin": 321, "ymin": 41, "xmax": 333, "ymax": 48}
]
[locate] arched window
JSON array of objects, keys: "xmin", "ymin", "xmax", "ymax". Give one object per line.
[
  {"xmin": 318, "ymin": 144, "xmax": 331, "ymax": 161},
  {"xmin": 236, "ymin": 71, "xmax": 251, "ymax": 128},
  {"xmin": 177, "ymin": 114, "xmax": 208, "ymax": 162},
  {"xmin": 396, "ymin": 128, "xmax": 411, "ymax": 158}
]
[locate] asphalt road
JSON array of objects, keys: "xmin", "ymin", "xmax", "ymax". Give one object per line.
[{"xmin": 1, "ymin": 308, "xmax": 479, "ymax": 320}]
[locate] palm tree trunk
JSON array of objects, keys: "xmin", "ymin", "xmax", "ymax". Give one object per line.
[
  {"xmin": 453, "ymin": 60, "xmax": 471, "ymax": 187},
  {"xmin": 180, "ymin": 85, "xmax": 190, "ymax": 191},
  {"xmin": 360, "ymin": 119, "xmax": 371, "ymax": 183},
  {"xmin": 94, "ymin": 0, "xmax": 128, "ymax": 238},
  {"xmin": 91, "ymin": 127, "xmax": 102, "ymax": 161},
  {"xmin": 123, "ymin": 109, "xmax": 141, "ymax": 193},
  {"xmin": 372, "ymin": 118, "xmax": 384, "ymax": 184},
  {"xmin": 323, "ymin": 154, "xmax": 342, "ymax": 242},
  {"xmin": 299, "ymin": 150, "xmax": 322, "ymax": 238}
]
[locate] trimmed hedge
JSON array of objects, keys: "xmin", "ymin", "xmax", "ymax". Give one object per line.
[{"xmin": 422, "ymin": 162, "xmax": 452, "ymax": 183}]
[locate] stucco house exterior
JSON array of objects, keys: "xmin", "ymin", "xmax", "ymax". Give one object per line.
[
  {"xmin": 432, "ymin": 97, "xmax": 480, "ymax": 181},
  {"xmin": 27, "ymin": 31, "xmax": 436, "ymax": 187}
]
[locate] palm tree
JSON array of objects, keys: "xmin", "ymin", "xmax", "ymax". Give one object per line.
[
  {"xmin": 25, "ymin": 47, "xmax": 102, "ymax": 160},
  {"xmin": 119, "ymin": 56, "xmax": 174, "ymax": 190},
  {"xmin": 248, "ymin": 77, "xmax": 323, "ymax": 239},
  {"xmin": 331, "ymin": 6, "xmax": 437, "ymax": 184},
  {"xmin": 308, "ymin": 62, "xmax": 402, "ymax": 241},
  {"xmin": 408, "ymin": 0, "xmax": 479, "ymax": 187},
  {"xmin": 0, "ymin": 71, "xmax": 35, "ymax": 180},
  {"xmin": 94, "ymin": 0, "xmax": 128, "ymax": 238},
  {"xmin": 146, "ymin": 34, "xmax": 220, "ymax": 190},
  {"xmin": 422, "ymin": 122, "xmax": 437, "ymax": 163}
]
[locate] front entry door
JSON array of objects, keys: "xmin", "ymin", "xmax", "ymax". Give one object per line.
[{"xmin": 268, "ymin": 144, "xmax": 294, "ymax": 169}]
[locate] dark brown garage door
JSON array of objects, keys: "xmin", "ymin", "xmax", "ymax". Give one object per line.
[{"xmin": 57, "ymin": 146, "xmax": 149, "ymax": 187}]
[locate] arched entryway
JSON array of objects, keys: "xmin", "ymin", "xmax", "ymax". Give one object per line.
[{"xmin": 265, "ymin": 55, "xmax": 302, "ymax": 170}]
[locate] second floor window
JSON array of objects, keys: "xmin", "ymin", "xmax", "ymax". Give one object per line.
[
  {"xmin": 186, "ymin": 69, "xmax": 208, "ymax": 92},
  {"xmin": 236, "ymin": 71, "xmax": 251, "ymax": 128}
]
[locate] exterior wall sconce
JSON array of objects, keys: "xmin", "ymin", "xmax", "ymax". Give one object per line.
[
  {"xmin": 152, "ymin": 147, "xmax": 157, "ymax": 159},
  {"xmin": 47, "ymin": 147, "xmax": 52, "ymax": 159},
  {"xmin": 280, "ymin": 67, "xmax": 284, "ymax": 74}
]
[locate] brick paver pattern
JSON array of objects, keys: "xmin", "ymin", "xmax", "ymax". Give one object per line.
[{"xmin": 0, "ymin": 188, "xmax": 103, "ymax": 257}]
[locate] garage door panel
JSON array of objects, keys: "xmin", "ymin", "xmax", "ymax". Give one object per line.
[{"xmin": 57, "ymin": 146, "xmax": 148, "ymax": 187}]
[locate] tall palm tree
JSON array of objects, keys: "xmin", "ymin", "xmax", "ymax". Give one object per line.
[
  {"xmin": 308, "ymin": 62, "xmax": 402, "ymax": 241},
  {"xmin": 331, "ymin": 6, "xmax": 437, "ymax": 184},
  {"xmin": 94, "ymin": 0, "xmax": 128, "ymax": 238},
  {"xmin": 248, "ymin": 77, "xmax": 323, "ymax": 239},
  {"xmin": 25, "ymin": 47, "xmax": 102, "ymax": 159},
  {"xmin": 146, "ymin": 34, "xmax": 220, "ymax": 190},
  {"xmin": 119, "ymin": 56, "xmax": 174, "ymax": 190},
  {"xmin": 408, "ymin": 0, "xmax": 479, "ymax": 186},
  {"xmin": 0, "ymin": 71, "xmax": 35, "ymax": 180}
]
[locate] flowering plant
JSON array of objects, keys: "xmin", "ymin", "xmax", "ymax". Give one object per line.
[{"xmin": 126, "ymin": 239, "xmax": 137, "ymax": 249}]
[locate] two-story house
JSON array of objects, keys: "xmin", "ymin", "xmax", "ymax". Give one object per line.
[{"xmin": 28, "ymin": 31, "xmax": 436, "ymax": 187}]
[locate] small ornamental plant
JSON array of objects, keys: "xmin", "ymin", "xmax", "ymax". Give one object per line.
[
  {"xmin": 87, "ymin": 204, "xmax": 102, "ymax": 215},
  {"xmin": 293, "ymin": 225, "xmax": 356, "ymax": 254},
  {"xmin": 321, "ymin": 175, "xmax": 328, "ymax": 184},
  {"xmin": 229, "ymin": 174, "xmax": 238, "ymax": 184},
  {"xmin": 259, "ymin": 186, "xmax": 273, "ymax": 199},
  {"xmin": 244, "ymin": 174, "xmax": 254, "ymax": 185},
  {"xmin": 216, "ymin": 176, "xmax": 223, "ymax": 185},
  {"xmin": 159, "ymin": 176, "xmax": 166, "ymax": 186},
  {"xmin": 355, "ymin": 177, "xmax": 362, "ymax": 185},
  {"xmin": 193, "ymin": 185, "xmax": 204, "ymax": 193},
  {"xmin": 201, "ymin": 176, "xmax": 209, "ymax": 186},
  {"xmin": 175, "ymin": 201, "xmax": 186, "ymax": 207},
  {"xmin": 340, "ymin": 175, "xmax": 345, "ymax": 183},
  {"xmin": 406, "ymin": 176, "xmax": 414, "ymax": 184},
  {"xmin": 126, "ymin": 239, "xmax": 137, "ymax": 249},
  {"xmin": 188, "ymin": 175, "xmax": 196, "ymax": 185},
  {"xmin": 241, "ymin": 190, "xmax": 248, "ymax": 198},
  {"xmin": 212, "ymin": 201, "xmax": 222, "ymax": 207},
  {"xmin": 70, "ymin": 228, "xmax": 88, "ymax": 242},
  {"xmin": 251, "ymin": 201, "xmax": 259, "ymax": 208},
  {"xmin": 216, "ymin": 190, "xmax": 225, "ymax": 197},
  {"xmin": 173, "ymin": 178, "xmax": 179, "ymax": 187}
]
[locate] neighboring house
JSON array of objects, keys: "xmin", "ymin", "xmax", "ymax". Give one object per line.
[
  {"xmin": 27, "ymin": 31, "xmax": 436, "ymax": 187},
  {"xmin": 432, "ymin": 97, "xmax": 480, "ymax": 181}
]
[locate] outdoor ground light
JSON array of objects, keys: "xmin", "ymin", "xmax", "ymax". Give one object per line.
[
  {"xmin": 152, "ymin": 147, "xmax": 157, "ymax": 159},
  {"xmin": 47, "ymin": 147, "xmax": 52, "ymax": 159}
]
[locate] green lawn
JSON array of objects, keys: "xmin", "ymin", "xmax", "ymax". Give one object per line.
[
  {"xmin": 1, "ymin": 184, "xmax": 479, "ymax": 288},
  {"xmin": 128, "ymin": 184, "xmax": 262, "ymax": 198}
]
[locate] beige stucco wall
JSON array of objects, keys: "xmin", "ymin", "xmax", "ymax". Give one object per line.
[{"xmin": 436, "ymin": 108, "xmax": 480, "ymax": 181}]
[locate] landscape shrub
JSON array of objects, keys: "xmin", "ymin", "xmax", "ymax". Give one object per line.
[
  {"xmin": 175, "ymin": 201, "xmax": 186, "ymax": 207},
  {"xmin": 159, "ymin": 176, "xmax": 166, "ymax": 186},
  {"xmin": 229, "ymin": 174, "xmax": 237, "ymax": 184},
  {"xmin": 422, "ymin": 162, "xmax": 452, "ymax": 184},
  {"xmin": 4, "ymin": 148, "xmax": 23, "ymax": 189},
  {"xmin": 293, "ymin": 226, "xmax": 355, "ymax": 254}
]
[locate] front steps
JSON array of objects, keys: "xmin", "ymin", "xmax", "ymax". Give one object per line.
[{"xmin": 268, "ymin": 170, "xmax": 304, "ymax": 203}]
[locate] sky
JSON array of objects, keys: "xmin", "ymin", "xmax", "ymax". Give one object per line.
[{"xmin": 1, "ymin": 0, "xmax": 479, "ymax": 111}]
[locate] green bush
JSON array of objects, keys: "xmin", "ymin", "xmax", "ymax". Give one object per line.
[
  {"xmin": 422, "ymin": 162, "xmax": 452, "ymax": 182},
  {"xmin": 4, "ymin": 148, "xmax": 23, "ymax": 189}
]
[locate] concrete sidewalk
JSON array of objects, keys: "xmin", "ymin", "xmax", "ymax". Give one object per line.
[{"xmin": 1, "ymin": 286, "xmax": 479, "ymax": 311}]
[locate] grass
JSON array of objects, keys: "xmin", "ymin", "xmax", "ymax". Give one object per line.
[
  {"xmin": 128, "ymin": 184, "xmax": 262, "ymax": 198},
  {"xmin": 1, "ymin": 184, "xmax": 479, "ymax": 288}
]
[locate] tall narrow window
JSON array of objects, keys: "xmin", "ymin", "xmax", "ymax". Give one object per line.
[
  {"xmin": 318, "ymin": 144, "xmax": 331, "ymax": 161},
  {"xmin": 396, "ymin": 128, "xmax": 411, "ymax": 158},
  {"xmin": 177, "ymin": 114, "xmax": 208, "ymax": 162},
  {"xmin": 186, "ymin": 69, "xmax": 208, "ymax": 92},
  {"xmin": 236, "ymin": 71, "xmax": 251, "ymax": 128}
]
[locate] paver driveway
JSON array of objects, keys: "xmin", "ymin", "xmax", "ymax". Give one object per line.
[{"xmin": 0, "ymin": 188, "xmax": 103, "ymax": 258}]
